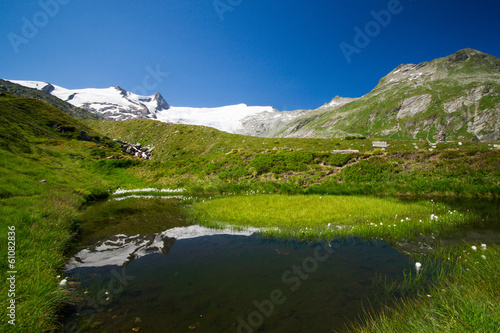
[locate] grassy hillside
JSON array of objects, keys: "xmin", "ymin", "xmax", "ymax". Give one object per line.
[
  {"xmin": 86, "ymin": 118, "xmax": 499, "ymax": 198},
  {"xmin": 0, "ymin": 94, "xmax": 138, "ymax": 331},
  {"xmin": 85, "ymin": 118, "xmax": 374, "ymax": 160}
]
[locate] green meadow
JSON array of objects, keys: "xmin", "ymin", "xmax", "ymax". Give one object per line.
[{"xmin": 0, "ymin": 93, "xmax": 499, "ymax": 332}]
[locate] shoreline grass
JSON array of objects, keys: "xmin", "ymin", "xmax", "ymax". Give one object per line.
[
  {"xmin": 344, "ymin": 244, "xmax": 500, "ymax": 333},
  {"xmin": 187, "ymin": 194, "xmax": 480, "ymax": 242}
]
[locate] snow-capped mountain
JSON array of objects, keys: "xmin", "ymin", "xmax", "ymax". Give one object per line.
[
  {"xmin": 8, "ymin": 80, "xmax": 276, "ymax": 134},
  {"xmin": 8, "ymin": 80, "xmax": 170, "ymax": 120}
]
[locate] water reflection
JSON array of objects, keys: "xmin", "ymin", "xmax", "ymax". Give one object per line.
[
  {"xmin": 64, "ymin": 229, "xmax": 412, "ymax": 333},
  {"xmin": 67, "ymin": 225, "xmax": 256, "ymax": 269}
]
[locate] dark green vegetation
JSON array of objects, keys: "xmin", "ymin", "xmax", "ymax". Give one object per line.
[
  {"xmin": 0, "ymin": 89, "xmax": 498, "ymax": 331},
  {"xmin": 88, "ymin": 118, "xmax": 499, "ymax": 198}
]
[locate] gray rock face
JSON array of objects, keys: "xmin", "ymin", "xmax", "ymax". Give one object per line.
[
  {"xmin": 238, "ymin": 109, "xmax": 308, "ymax": 137},
  {"xmin": 153, "ymin": 92, "xmax": 170, "ymax": 111},
  {"xmin": 41, "ymin": 83, "xmax": 55, "ymax": 94},
  {"xmin": 397, "ymin": 94, "xmax": 433, "ymax": 119}
]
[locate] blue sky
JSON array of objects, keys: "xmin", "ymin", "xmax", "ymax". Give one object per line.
[{"xmin": 1, "ymin": 0, "xmax": 499, "ymax": 110}]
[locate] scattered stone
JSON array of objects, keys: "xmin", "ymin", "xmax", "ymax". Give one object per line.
[
  {"xmin": 91, "ymin": 322, "xmax": 103, "ymax": 328},
  {"xmin": 331, "ymin": 149, "xmax": 359, "ymax": 154},
  {"xmin": 115, "ymin": 140, "xmax": 153, "ymax": 159},
  {"xmin": 78, "ymin": 130, "xmax": 93, "ymax": 142},
  {"xmin": 437, "ymin": 131, "xmax": 446, "ymax": 142}
]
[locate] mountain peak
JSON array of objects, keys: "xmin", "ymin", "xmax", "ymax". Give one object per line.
[
  {"xmin": 114, "ymin": 86, "xmax": 129, "ymax": 97},
  {"xmin": 440, "ymin": 48, "xmax": 500, "ymax": 73},
  {"xmin": 152, "ymin": 92, "xmax": 170, "ymax": 111},
  {"xmin": 451, "ymin": 48, "xmax": 484, "ymax": 57},
  {"xmin": 278, "ymin": 48, "xmax": 500, "ymax": 142}
]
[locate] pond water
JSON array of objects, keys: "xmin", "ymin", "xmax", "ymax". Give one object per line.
[
  {"xmin": 62, "ymin": 198, "xmax": 499, "ymax": 332},
  {"xmin": 64, "ymin": 231, "xmax": 412, "ymax": 333}
]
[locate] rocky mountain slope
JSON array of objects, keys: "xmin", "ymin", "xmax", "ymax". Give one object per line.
[
  {"xmin": 262, "ymin": 49, "xmax": 499, "ymax": 142},
  {"xmin": 0, "ymin": 79, "xmax": 101, "ymax": 120}
]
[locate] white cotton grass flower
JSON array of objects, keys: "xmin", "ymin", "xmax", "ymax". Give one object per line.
[
  {"xmin": 415, "ymin": 262, "xmax": 422, "ymax": 274},
  {"xmin": 481, "ymin": 244, "xmax": 487, "ymax": 250},
  {"xmin": 481, "ymin": 255, "xmax": 487, "ymax": 260},
  {"xmin": 59, "ymin": 278, "xmax": 68, "ymax": 287},
  {"xmin": 471, "ymin": 245, "xmax": 477, "ymax": 251}
]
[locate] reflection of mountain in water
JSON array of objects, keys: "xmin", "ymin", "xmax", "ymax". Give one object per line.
[{"xmin": 66, "ymin": 225, "xmax": 255, "ymax": 270}]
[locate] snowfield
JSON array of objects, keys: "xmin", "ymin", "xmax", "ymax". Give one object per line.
[{"xmin": 156, "ymin": 104, "xmax": 275, "ymax": 133}]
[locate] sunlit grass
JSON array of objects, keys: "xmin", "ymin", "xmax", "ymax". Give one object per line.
[
  {"xmin": 0, "ymin": 144, "xmax": 112, "ymax": 331},
  {"xmin": 188, "ymin": 194, "xmax": 478, "ymax": 241}
]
